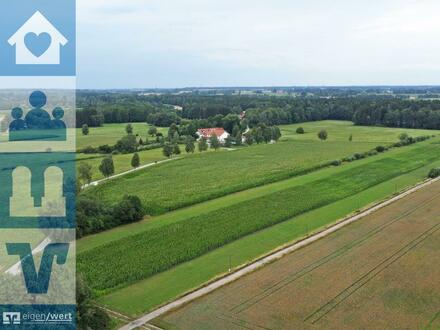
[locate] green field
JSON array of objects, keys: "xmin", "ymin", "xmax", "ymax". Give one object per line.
[
  {"xmin": 76, "ymin": 122, "xmax": 167, "ymax": 150},
  {"xmin": 77, "ymin": 149, "xmax": 166, "ymax": 181},
  {"xmin": 78, "ymin": 139, "xmax": 440, "ymax": 296},
  {"xmin": 280, "ymin": 120, "xmax": 436, "ymax": 143},
  {"xmin": 82, "ymin": 143, "xmax": 440, "ymax": 316},
  {"xmin": 81, "ymin": 121, "xmax": 437, "ymax": 215},
  {"xmin": 152, "ymin": 181, "xmax": 440, "ymax": 330},
  {"xmin": 75, "ymin": 121, "xmax": 440, "ymax": 316}
]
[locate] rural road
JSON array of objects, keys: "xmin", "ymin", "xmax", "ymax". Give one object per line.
[
  {"xmin": 119, "ymin": 176, "xmax": 440, "ymax": 330},
  {"xmin": 83, "ymin": 157, "xmax": 179, "ymax": 188}
]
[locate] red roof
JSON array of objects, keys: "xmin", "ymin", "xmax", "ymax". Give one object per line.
[{"xmin": 197, "ymin": 128, "xmax": 226, "ymax": 138}]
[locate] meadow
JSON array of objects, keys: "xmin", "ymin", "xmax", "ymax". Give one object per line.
[
  {"xmin": 153, "ymin": 180, "xmax": 440, "ymax": 330},
  {"xmin": 75, "ymin": 121, "xmax": 440, "ymax": 316},
  {"xmin": 77, "ymin": 140, "xmax": 440, "ymax": 293},
  {"xmin": 80, "ymin": 121, "xmax": 438, "ymax": 215},
  {"xmin": 95, "ymin": 158, "xmax": 440, "ymax": 316},
  {"xmin": 77, "ymin": 149, "xmax": 166, "ymax": 181},
  {"xmin": 279, "ymin": 120, "xmax": 437, "ymax": 143},
  {"xmin": 76, "ymin": 122, "xmax": 167, "ymax": 150}
]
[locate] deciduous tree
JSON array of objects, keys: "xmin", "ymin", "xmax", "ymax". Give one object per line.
[
  {"xmin": 209, "ymin": 135, "xmax": 221, "ymax": 150},
  {"xmin": 99, "ymin": 157, "xmax": 115, "ymax": 178},
  {"xmin": 318, "ymin": 129, "xmax": 328, "ymax": 141},
  {"xmin": 198, "ymin": 137, "xmax": 208, "ymax": 152},
  {"xmin": 82, "ymin": 124, "xmax": 89, "ymax": 136},
  {"xmin": 78, "ymin": 162, "xmax": 92, "ymax": 185},
  {"xmin": 131, "ymin": 153, "xmax": 140, "ymax": 168}
]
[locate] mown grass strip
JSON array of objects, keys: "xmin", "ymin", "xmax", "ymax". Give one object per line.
[
  {"xmin": 98, "ymin": 159, "xmax": 440, "ymax": 316},
  {"xmin": 78, "ymin": 143, "xmax": 440, "ymax": 292}
]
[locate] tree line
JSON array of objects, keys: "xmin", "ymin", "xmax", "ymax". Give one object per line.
[{"xmin": 77, "ymin": 92, "xmax": 440, "ymax": 130}]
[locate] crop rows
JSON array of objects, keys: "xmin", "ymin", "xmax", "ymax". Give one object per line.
[
  {"xmin": 84, "ymin": 140, "xmax": 381, "ymax": 215},
  {"xmin": 77, "ymin": 143, "xmax": 440, "ymax": 292}
]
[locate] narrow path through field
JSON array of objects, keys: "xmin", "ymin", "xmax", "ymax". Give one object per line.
[
  {"xmin": 119, "ymin": 177, "xmax": 440, "ymax": 330},
  {"xmin": 82, "ymin": 157, "xmax": 179, "ymax": 189}
]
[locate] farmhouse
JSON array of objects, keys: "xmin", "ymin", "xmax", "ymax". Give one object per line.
[{"xmin": 197, "ymin": 128, "xmax": 230, "ymax": 143}]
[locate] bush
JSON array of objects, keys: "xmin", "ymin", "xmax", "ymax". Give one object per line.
[
  {"xmin": 428, "ymin": 168, "xmax": 440, "ymax": 179},
  {"xmin": 77, "ymin": 195, "xmax": 145, "ymax": 237},
  {"xmin": 318, "ymin": 129, "xmax": 328, "ymax": 141},
  {"xmin": 82, "ymin": 146, "xmax": 98, "ymax": 154},
  {"xmin": 98, "ymin": 144, "xmax": 113, "ymax": 154},
  {"xmin": 137, "ymin": 143, "xmax": 162, "ymax": 151},
  {"xmin": 376, "ymin": 145, "xmax": 386, "ymax": 153},
  {"xmin": 331, "ymin": 160, "xmax": 342, "ymax": 166},
  {"xmin": 113, "ymin": 195, "xmax": 145, "ymax": 225},
  {"xmin": 76, "ymin": 196, "xmax": 112, "ymax": 238},
  {"xmin": 296, "ymin": 127, "xmax": 305, "ymax": 134},
  {"xmin": 115, "ymin": 134, "xmax": 138, "ymax": 153}
]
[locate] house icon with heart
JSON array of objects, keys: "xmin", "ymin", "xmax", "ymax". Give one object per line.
[{"xmin": 7, "ymin": 11, "xmax": 68, "ymax": 65}]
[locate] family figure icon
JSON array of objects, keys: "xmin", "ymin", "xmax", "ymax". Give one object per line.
[{"xmin": 9, "ymin": 90, "xmax": 66, "ymax": 141}]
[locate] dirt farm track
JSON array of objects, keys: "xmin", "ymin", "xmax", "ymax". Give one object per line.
[{"xmin": 153, "ymin": 181, "xmax": 440, "ymax": 330}]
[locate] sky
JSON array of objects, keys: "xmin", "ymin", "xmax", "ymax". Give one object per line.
[{"xmin": 77, "ymin": 0, "xmax": 440, "ymax": 89}]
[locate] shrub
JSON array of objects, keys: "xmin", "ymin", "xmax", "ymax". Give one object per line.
[
  {"xmin": 76, "ymin": 196, "xmax": 112, "ymax": 238},
  {"xmin": 331, "ymin": 160, "xmax": 342, "ymax": 166},
  {"xmin": 113, "ymin": 195, "xmax": 144, "ymax": 225},
  {"xmin": 318, "ymin": 129, "xmax": 328, "ymax": 141},
  {"xmin": 82, "ymin": 146, "xmax": 98, "ymax": 154},
  {"xmin": 131, "ymin": 153, "xmax": 140, "ymax": 168},
  {"xmin": 428, "ymin": 168, "xmax": 440, "ymax": 179},
  {"xmin": 115, "ymin": 134, "xmax": 138, "ymax": 153},
  {"xmin": 77, "ymin": 195, "xmax": 145, "ymax": 238},
  {"xmin": 398, "ymin": 133, "xmax": 409, "ymax": 142},
  {"xmin": 296, "ymin": 127, "xmax": 305, "ymax": 134},
  {"xmin": 137, "ymin": 143, "xmax": 162, "ymax": 151},
  {"xmin": 376, "ymin": 145, "xmax": 386, "ymax": 153},
  {"xmin": 98, "ymin": 144, "xmax": 113, "ymax": 154},
  {"xmin": 82, "ymin": 124, "xmax": 89, "ymax": 136}
]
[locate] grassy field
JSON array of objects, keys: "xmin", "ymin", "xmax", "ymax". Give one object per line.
[
  {"xmin": 81, "ymin": 121, "xmax": 438, "ymax": 215},
  {"xmin": 77, "ymin": 139, "xmax": 440, "ymax": 298},
  {"xmin": 153, "ymin": 180, "xmax": 440, "ymax": 330},
  {"xmin": 77, "ymin": 146, "xmax": 225, "ymax": 182},
  {"xmin": 76, "ymin": 122, "xmax": 168, "ymax": 150},
  {"xmin": 77, "ymin": 149, "xmax": 166, "ymax": 181},
  {"xmin": 93, "ymin": 156, "xmax": 440, "ymax": 317},
  {"xmin": 280, "ymin": 120, "xmax": 437, "ymax": 143},
  {"xmin": 75, "ymin": 121, "xmax": 440, "ymax": 316}
]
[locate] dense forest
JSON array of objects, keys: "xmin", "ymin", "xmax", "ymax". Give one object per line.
[{"xmin": 76, "ymin": 88, "xmax": 440, "ymax": 130}]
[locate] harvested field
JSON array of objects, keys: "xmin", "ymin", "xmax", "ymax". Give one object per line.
[{"xmin": 154, "ymin": 181, "xmax": 440, "ymax": 330}]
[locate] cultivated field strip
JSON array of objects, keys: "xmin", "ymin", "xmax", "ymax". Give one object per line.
[
  {"xmin": 229, "ymin": 191, "xmax": 440, "ymax": 314},
  {"xmin": 304, "ymin": 223, "xmax": 440, "ymax": 324},
  {"xmin": 78, "ymin": 143, "xmax": 440, "ymax": 292},
  {"xmin": 153, "ymin": 180, "xmax": 440, "ymax": 330}
]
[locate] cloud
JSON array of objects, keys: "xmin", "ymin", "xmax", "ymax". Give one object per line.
[{"xmin": 76, "ymin": 0, "xmax": 440, "ymax": 88}]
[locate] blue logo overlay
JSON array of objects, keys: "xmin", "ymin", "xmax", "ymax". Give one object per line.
[
  {"xmin": 0, "ymin": 0, "xmax": 76, "ymax": 327},
  {"xmin": 9, "ymin": 91, "xmax": 67, "ymax": 142},
  {"xmin": 7, "ymin": 243, "xmax": 69, "ymax": 294},
  {"xmin": 0, "ymin": 152, "xmax": 75, "ymax": 229},
  {"xmin": 0, "ymin": 305, "xmax": 75, "ymax": 329},
  {"xmin": 0, "ymin": 0, "xmax": 75, "ymax": 76}
]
